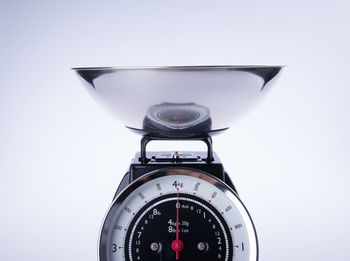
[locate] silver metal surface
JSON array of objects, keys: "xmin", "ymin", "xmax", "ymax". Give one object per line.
[
  {"xmin": 150, "ymin": 242, "xmax": 159, "ymax": 252},
  {"xmin": 197, "ymin": 242, "xmax": 207, "ymax": 251},
  {"xmin": 98, "ymin": 167, "xmax": 258, "ymax": 261},
  {"xmin": 73, "ymin": 65, "xmax": 282, "ymax": 137}
]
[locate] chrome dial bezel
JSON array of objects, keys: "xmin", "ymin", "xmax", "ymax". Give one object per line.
[{"xmin": 98, "ymin": 167, "xmax": 258, "ymax": 261}]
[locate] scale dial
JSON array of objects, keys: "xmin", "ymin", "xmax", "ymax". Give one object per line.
[{"xmin": 99, "ymin": 168, "xmax": 257, "ymax": 261}]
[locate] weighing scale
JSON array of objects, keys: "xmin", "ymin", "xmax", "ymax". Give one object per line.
[{"xmin": 74, "ymin": 65, "xmax": 282, "ymax": 261}]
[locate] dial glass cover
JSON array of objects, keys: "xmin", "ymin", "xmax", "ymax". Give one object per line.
[{"xmin": 99, "ymin": 168, "xmax": 257, "ymax": 261}]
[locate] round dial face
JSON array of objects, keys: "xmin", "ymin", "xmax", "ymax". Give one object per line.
[{"xmin": 99, "ymin": 168, "xmax": 257, "ymax": 261}]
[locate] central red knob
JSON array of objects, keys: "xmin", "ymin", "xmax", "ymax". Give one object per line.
[{"xmin": 172, "ymin": 239, "xmax": 184, "ymax": 252}]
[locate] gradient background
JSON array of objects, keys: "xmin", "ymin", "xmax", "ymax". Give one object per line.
[{"xmin": 1, "ymin": 0, "xmax": 349, "ymax": 260}]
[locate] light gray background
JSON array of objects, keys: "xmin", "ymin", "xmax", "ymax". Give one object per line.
[{"xmin": 1, "ymin": 0, "xmax": 349, "ymax": 260}]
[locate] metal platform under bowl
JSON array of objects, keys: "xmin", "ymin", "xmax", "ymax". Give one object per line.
[{"xmin": 73, "ymin": 65, "xmax": 283, "ymax": 138}]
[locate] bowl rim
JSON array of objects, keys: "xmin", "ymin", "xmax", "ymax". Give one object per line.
[{"xmin": 72, "ymin": 64, "xmax": 285, "ymax": 71}]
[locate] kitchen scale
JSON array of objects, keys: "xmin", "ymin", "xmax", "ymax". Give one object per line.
[{"xmin": 73, "ymin": 65, "xmax": 282, "ymax": 261}]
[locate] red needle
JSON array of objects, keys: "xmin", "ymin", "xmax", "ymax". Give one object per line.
[
  {"xmin": 171, "ymin": 187, "xmax": 183, "ymax": 260},
  {"xmin": 176, "ymin": 187, "xmax": 180, "ymax": 260},
  {"xmin": 176, "ymin": 187, "xmax": 179, "ymax": 251},
  {"xmin": 176, "ymin": 111, "xmax": 180, "ymax": 124}
]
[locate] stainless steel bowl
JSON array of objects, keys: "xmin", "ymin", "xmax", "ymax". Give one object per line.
[{"xmin": 73, "ymin": 65, "xmax": 282, "ymax": 138}]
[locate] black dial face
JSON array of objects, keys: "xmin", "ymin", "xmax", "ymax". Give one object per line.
[{"xmin": 124, "ymin": 193, "xmax": 233, "ymax": 261}]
